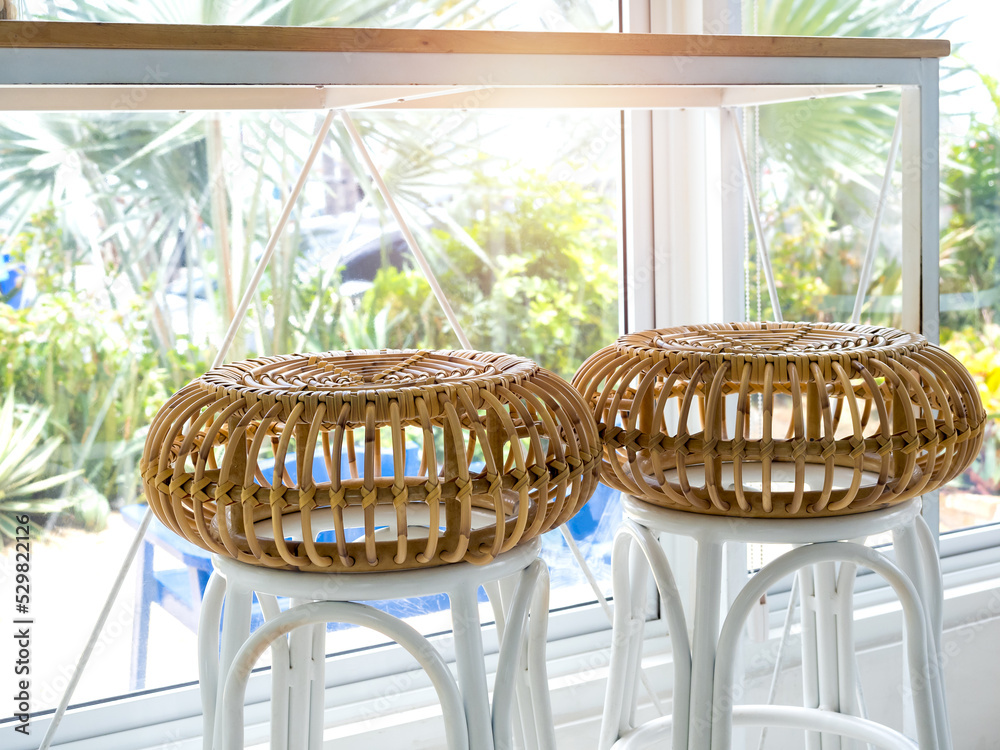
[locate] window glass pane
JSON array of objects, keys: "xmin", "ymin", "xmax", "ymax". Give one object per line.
[
  {"xmin": 935, "ymin": 2, "xmax": 1000, "ymax": 534},
  {"xmin": 0, "ymin": 104, "xmax": 621, "ymax": 712}
]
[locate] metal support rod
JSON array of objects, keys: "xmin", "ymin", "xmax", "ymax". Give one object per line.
[
  {"xmin": 338, "ymin": 109, "xmax": 472, "ymax": 350},
  {"xmin": 559, "ymin": 522, "xmax": 666, "ymax": 716},
  {"xmin": 213, "ymin": 109, "xmax": 337, "ymax": 369},
  {"xmin": 757, "ymin": 574, "xmax": 800, "ymax": 750},
  {"xmin": 727, "ymin": 107, "xmax": 782, "ymax": 322},
  {"xmin": 851, "ymin": 109, "xmax": 903, "ymax": 324},
  {"xmin": 38, "ymin": 510, "xmax": 153, "ymax": 750}
]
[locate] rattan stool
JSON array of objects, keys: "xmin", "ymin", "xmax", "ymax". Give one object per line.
[
  {"xmin": 572, "ymin": 322, "xmax": 986, "ymax": 750},
  {"xmin": 140, "ymin": 348, "xmax": 601, "ymax": 750}
]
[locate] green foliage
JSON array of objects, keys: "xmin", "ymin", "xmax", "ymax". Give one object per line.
[
  {"xmin": 748, "ymin": 195, "xmax": 900, "ymax": 324},
  {"xmin": 0, "ymin": 390, "xmax": 88, "ymax": 544},
  {"xmin": 940, "ymin": 125, "xmax": 1000, "ymax": 332},
  {"xmin": 0, "ymin": 209, "xmax": 209, "ymax": 511},
  {"xmin": 755, "ymin": 0, "xmax": 947, "ymax": 202},
  {"xmin": 337, "ymin": 173, "xmax": 620, "ymax": 379},
  {"xmin": 942, "ymin": 325, "xmax": 1000, "ymax": 494}
]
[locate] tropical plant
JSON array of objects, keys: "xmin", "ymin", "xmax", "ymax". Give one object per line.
[
  {"xmin": 753, "ymin": 0, "xmax": 948, "ymax": 200},
  {"xmin": 0, "ymin": 391, "xmax": 82, "ymax": 543},
  {"xmin": 317, "ymin": 171, "xmax": 620, "ymax": 379},
  {"xmin": 0, "ymin": 209, "xmax": 200, "ymax": 510},
  {"xmin": 738, "ymin": 0, "xmax": 954, "ymax": 325},
  {"xmin": 747, "ymin": 193, "xmax": 902, "ymax": 323},
  {"xmin": 941, "ymin": 325, "xmax": 1000, "ymax": 497}
]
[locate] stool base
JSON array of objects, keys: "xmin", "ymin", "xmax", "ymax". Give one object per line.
[
  {"xmin": 601, "ymin": 497, "xmax": 950, "ymax": 750},
  {"xmin": 200, "ymin": 539, "xmax": 552, "ymax": 750}
]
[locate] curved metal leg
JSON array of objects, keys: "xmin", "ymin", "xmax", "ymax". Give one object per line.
[
  {"xmin": 527, "ymin": 563, "xmax": 555, "ymax": 750},
  {"xmin": 213, "ymin": 577, "xmax": 252, "ymax": 750},
  {"xmin": 599, "ymin": 521, "xmax": 691, "ymax": 750},
  {"xmin": 894, "ymin": 516, "xmax": 951, "ymax": 750},
  {"xmin": 256, "ymin": 594, "xmax": 290, "ymax": 750},
  {"xmin": 485, "ymin": 580, "xmax": 527, "ymax": 750},
  {"xmin": 711, "ymin": 542, "xmax": 939, "ymax": 750},
  {"xmin": 451, "ymin": 583, "xmax": 494, "ymax": 750},
  {"xmin": 493, "ymin": 560, "xmax": 553, "ymax": 750},
  {"xmin": 732, "ymin": 706, "xmax": 917, "ymax": 750},
  {"xmin": 198, "ymin": 571, "xmax": 226, "ymax": 750},
  {"xmin": 221, "ymin": 600, "xmax": 470, "ymax": 750}
]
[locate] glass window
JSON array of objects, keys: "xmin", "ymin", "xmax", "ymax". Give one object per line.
[{"xmin": 0, "ymin": 97, "xmax": 622, "ymax": 714}]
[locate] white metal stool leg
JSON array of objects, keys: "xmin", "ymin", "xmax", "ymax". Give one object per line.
[
  {"xmin": 893, "ymin": 518, "xmax": 951, "ymax": 750},
  {"xmin": 526, "ymin": 563, "xmax": 555, "ymax": 750},
  {"xmin": 450, "ymin": 583, "xmax": 495, "ymax": 750},
  {"xmin": 833, "ymin": 561, "xmax": 863, "ymax": 750},
  {"xmin": 214, "ymin": 578, "xmax": 252, "ymax": 750},
  {"xmin": 199, "ymin": 572, "xmax": 226, "ymax": 750},
  {"xmin": 711, "ymin": 542, "xmax": 939, "ymax": 750},
  {"xmin": 689, "ymin": 538, "xmax": 724, "ymax": 750},
  {"xmin": 814, "ymin": 561, "xmax": 844, "ymax": 750},
  {"xmin": 286, "ymin": 597, "xmax": 313, "ymax": 750},
  {"xmin": 498, "ymin": 573, "xmax": 538, "ymax": 750},
  {"xmin": 256, "ymin": 594, "xmax": 290, "ymax": 750},
  {"xmin": 623, "ymin": 538, "xmax": 651, "ymax": 733},
  {"xmin": 599, "ymin": 521, "xmax": 691, "ymax": 750},
  {"xmin": 220, "ymin": 601, "xmax": 471, "ymax": 750},
  {"xmin": 492, "ymin": 559, "xmax": 554, "ymax": 750}
]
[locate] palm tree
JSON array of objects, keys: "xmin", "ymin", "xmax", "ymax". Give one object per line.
[{"xmin": 742, "ymin": 0, "xmax": 951, "ymax": 321}]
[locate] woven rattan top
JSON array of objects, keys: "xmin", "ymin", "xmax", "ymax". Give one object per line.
[
  {"xmin": 201, "ymin": 349, "xmax": 539, "ymax": 422},
  {"xmin": 616, "ymin": 322, "xmax": 926, "ymax": 382}
]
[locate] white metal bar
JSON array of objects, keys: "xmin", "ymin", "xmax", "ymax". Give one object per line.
[
  {"xmin": 721, "ymin": 85, "xmax": 894, "ymax": 108},
  {"xmin": 214, "ymin": 108, "xmax": 335, "ymax": 368},
  {"xmin": 0, "ymin": 84, "xmax": 909, "ymax": 113},
  {"xmin": 199, "ymin": 573, "xmax": 227, "ymax": 750},
  {"xmin": 338, "ymin": 109, "xmax": 471, "ymax": 349},
  {"xmin": 0, "ymin": 49, "xmax": 930, "ymax": 89},
  {"xmin": 733, "ymin": 707, "xmax": 917, "ymax": 750},
  {"xmin": 727, "ymin": 107, "xmax": 782, "ymax": 322},
  {"xmin": 756, "ymin": 575, "xmax": 800, "ymax": 750},
  {"xmin": 37, "ymin": 508, "xmax": 153, "ymax": 750},
  {"xmin": 558, "ymin": 524, "xmax": 665, "ymax": 716},
  {"xmin": 286, "ymin": 598, "xmax": 312, "ymax": 750},
  {"xmin": 801, "ymin": 568, "xmax": 822, "ymax": 750},
  {"xmin": 689, "ymin": 539, "xmax": 724, "ymax": 750},
  {"xmin": 851, "ymin": 109, "xmax": 903, "ymax": 324},
  {"xmin": 449, "ymin": 584, "xmax": 494, "ymax": 750},
  {"xmin": 814, "ymin": 562, "xmax": 843, "ymax": 750}
]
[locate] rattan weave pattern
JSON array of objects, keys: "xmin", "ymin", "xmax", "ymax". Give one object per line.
[
  {"xmin": 572, "ymin": 322, "xmax": 986, "ymax": 518},
  {"xmin": 141, "ymin": 349, "xmax": 600, "ymax": 571}
]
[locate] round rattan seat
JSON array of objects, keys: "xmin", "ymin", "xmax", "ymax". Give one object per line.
[
  {"xmin": 141, "ymin": 348, "xmax": 600, "ymax": 571},
  {"xmin": 572, "ymin": 322, "xmax": 986, "ymax": 518}
]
